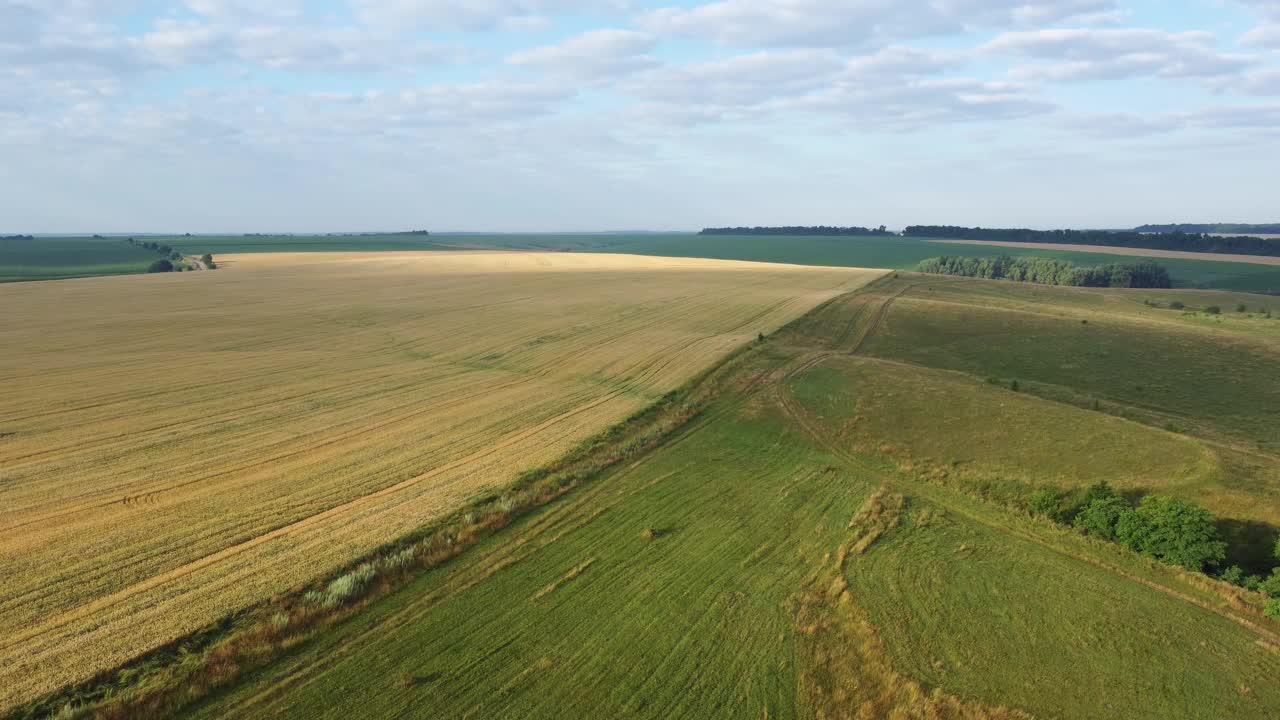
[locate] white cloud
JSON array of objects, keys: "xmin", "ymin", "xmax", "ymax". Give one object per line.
[
  {"xmin": 1237, "ymin": 0, "xmax": 1280, "ymax": 19},
  {"xmin": 183, "ymin": 0, "xmax": 304, "ymax": 20},
  {"xmin": 626, "ymin": 50, "xmax": 842, "ymax": 106},
  {"xmin": 986, "ymin": 28, "xmax": 1258, "ymax": 81},
  {"xmin": 140, "ymin": 20, "xmax": 224, "ymax": 64},
  {"xmin": 617, "ymin": 44, "xmax": 1037, "ymax": 131},
  {"xmin": 642, "ymin": 0, "xmax": 1116, "ymax": 47},
  {"xmin": 1241, "ymin": 24, "xmax": 1280, "ymax": 47},
  {"xmin": 508, "ymin": 29, "xmax": 657, "ymax": 80},
  {"xmin": 793, "ymin": 77, "xmax": 1054, "ymax": 131},
  {"xmin": 349, "ymin": 0, "xmax": 627, "ymax": 31}
]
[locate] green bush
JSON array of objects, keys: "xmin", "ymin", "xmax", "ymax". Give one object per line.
[
  {"xmin": 1220, "ymin": 565, "xmax": 1245, "ymax": 586},
  {"xmin": 1028, "ymin": 488, "xmax": 1063, "ymax": 520},
  {"xmin": 1236, "ymin": 303, "xmax": 1247, "ymax": 313},
  {"xmin": 1260, "ymin": 569, "xmax": 1280, "ymax": 598},
  {"xmin": 1116, "ymin": 496, "xmax": 1226, "ymax": 571},
  {"xmin": 147, "ymin": 259, "xmax": 173, "ymax": 273},
  {"xmin": 1204, "ymin": 305, "xmax": 1221, "ymax": 315},
  {"xmin": 1073, "ymin": 496, "xmax": 1130, "ymax": 541},
  {"xmin": 1265, "ymin": 598, "xmax": 1280, "ymax": 619}
]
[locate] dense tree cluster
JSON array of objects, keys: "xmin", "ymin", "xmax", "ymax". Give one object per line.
[
  {"xmin": 1136, "ymin": 223, "xmax": 1280, "ymax": 235},
  {"xmin": 1066, "ymin": 484, "xmax": 1226, "ymax": 571},
  {"xmin": 2, "ymin": 234, "xmax": 35, "ymax": 240},
  {"xmin": 699, "ymin": 226, "xmax": 892, "ymax": 236},
  {"xmin": 903, "ymin": 225, "xmax": 1280, "ymax": 257},
  {"xmin": 147, "ymin": 258, "xmax": 174, "ymax": 273},
  {"xmin": 1034, "ymin": 481, "xmax": 1280, "ymax": 615},
  {"xmin": 916, "ymin": 255, "xmax": 1172, "ymax": 288}
]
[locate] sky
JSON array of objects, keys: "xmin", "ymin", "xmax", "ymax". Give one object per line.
[{"xmin": 2, "ymin": 0, "xmax": 1279, "ymax": 233}]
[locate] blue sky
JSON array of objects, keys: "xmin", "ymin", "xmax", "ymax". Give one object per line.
[{"xmin": 2, "ymin": 0, "xmax": 1278, "ymax": 233}]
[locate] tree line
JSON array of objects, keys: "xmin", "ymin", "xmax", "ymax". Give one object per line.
[
  {"xmin": 699, "ymin": 226, "xmax": 893, "ymax": 236},
  {"xmin": 1136, "ymin": 223, "xmax": 1280, "ymax": 235},
  {"xmin": 917, "ymin": 255, "xmax": 1172, "ymax": 288},
  {"xmin": 903, "ymin": 225, "xmax": 1280, "ymax": 257},
  {"xmin": 2, "ymin": 234, "xmax": 35, "ymax": 240}
]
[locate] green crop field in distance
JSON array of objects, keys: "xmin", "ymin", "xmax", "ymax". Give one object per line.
[
  {"xmin": 0, "ymin": 237, "xmax": 160, "ymax": 282},
  {"xmin": 160, "ymin": 234, "xmax": 455, "ymax": 254}
]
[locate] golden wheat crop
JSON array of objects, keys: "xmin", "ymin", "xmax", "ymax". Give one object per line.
[{"xmin": 0, "ymin": 251, "xmax": 883, "ymax": 709}]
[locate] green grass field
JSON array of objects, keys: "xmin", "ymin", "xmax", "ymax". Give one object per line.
[
  {"xmin": 0, "ymin": 237, "xmax": 159, "ymax": 282},
  {"xmin": 146, "ymin": 275, "xmax": 1280, "ymax": 720}
]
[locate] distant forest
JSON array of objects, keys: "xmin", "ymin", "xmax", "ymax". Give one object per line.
[
  {"xmin": 917, "ymin": 255, "xmax": 1173, "ymax": 289},
  {"xmin": 700, "ymin": 226, "xmax": 893, "ymax": 236},
  {"xmin": 904, "ymin": 225, "xmax": 1280, "ymax": 257},
  {"xmin": 1136, "ymin": 223, "xmax": 1280, "ymax": 235}
]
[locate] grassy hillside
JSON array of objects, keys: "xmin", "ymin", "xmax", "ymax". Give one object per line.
[
  {"xmin": 0, "ymin": 237, "xmax": 159, "ymax": 282},
  {"xmin": 78, "ymin": 275, "xmax": 1270, "ymax": 720}
]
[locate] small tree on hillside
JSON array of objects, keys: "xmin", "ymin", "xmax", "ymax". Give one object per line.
[
  {"xmin": 148, "ymin": 259, "xmax": 174, "ymax": 273},
  {"xmin": 1118, "ymin": 495, "xmax": 1226, "ymax": 571},
  {"xmin": 1259, "ymin": 570, "xmax": 1280, "ymax": 598},
  {"xmin": 1028, "ymin": 488, "xmax": 1063, "ymax": 520},
  {"xmin": 1074, "ymin": 496, "xmax": 1130, "ymax": 541},
  {"xmin": 1265, "ymin": 599, "xmax": 1280, "ymax": 619}
]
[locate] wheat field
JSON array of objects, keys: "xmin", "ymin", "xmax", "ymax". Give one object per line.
[{"xmin": 0, "ymin": 251, "xmax": 883, "ymax": 709}]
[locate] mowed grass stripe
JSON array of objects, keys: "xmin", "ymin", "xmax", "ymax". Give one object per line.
[{"xmin": 0, "ymin": 251, "xmax": 882, "ymax": 709}]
